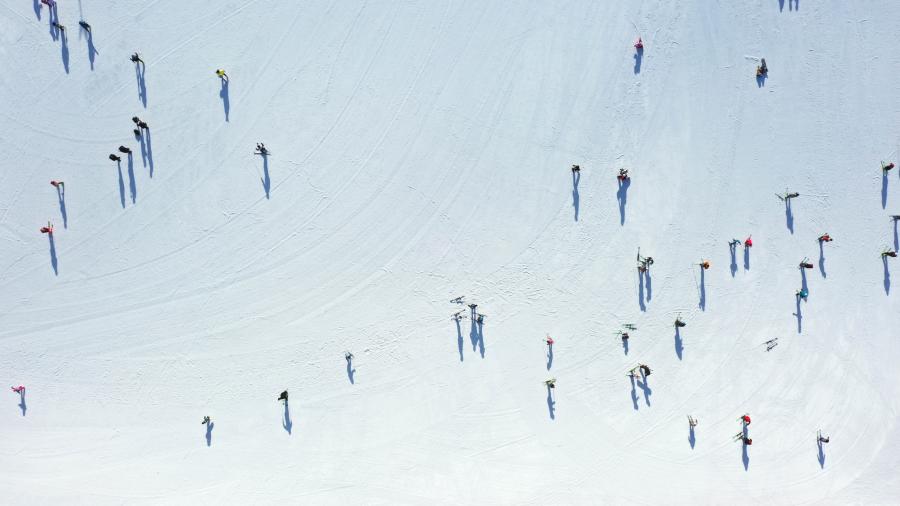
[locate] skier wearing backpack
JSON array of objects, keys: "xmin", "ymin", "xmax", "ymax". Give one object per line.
[{"xmin": 818, "ymin": 233, "xmax": 833, "ymax": 243}]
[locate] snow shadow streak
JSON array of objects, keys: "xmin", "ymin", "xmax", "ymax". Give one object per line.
[
  {"xmin": 571, "ymin": 171, "xmax": 580, "ymax": 221},
  {"xmin": 145, "ymin": 129, "xmax": 155, "ymax": 177},
  {"xmin": 85, "ymin": 29, "xmax": 97, "ymax": 70},
  {"xmin": 135, "ymin": 64, "xmax": 147, "ymax": 108},
  {"xmin": 282, "ymin": 401, "xmax": 292, "ymax": 434},
  {"xmin": 818, "ymin": 241, "xmax": 827, "ymax": 278},
  {"xmin": 699, "ymin": 266, "xmax": 706, "ymax": 311},
  {"xmin": 546, "ymin": 344, "xmax": 553, "ymax": 370},
  {"xmin": 817, "ymin": 438, "xmax": 825, "ymax": 468},
  {"xmin": 645, "ymin": 269, "xmax": 652, "ymax": 301},
  {"xmin": 794, "ymin": 293, "xmax": 803, "ymax": 333},
  {"xmin": 261, "ymin": 153, "xmax": 270, "ymax": 199},
  {"xmin": 469, "ymin": 318, "xmax": 485, "ymax": 358},
  {"xmin": 744, "ymin": 246, "xmax": 751, "ymax": 271},
  {"xmin": 675, "ymin": 327, "xmax": 683, "ymax": 360},
  {"xmin": 637, "ymin": 270, "xmax": 646, "ymax": 312},
  {"xmin": 346, "ymin": 357, "xmax": 355, "ymax": 384},
  {"xmin": 893, "ymin": 219, "xmax": 899, "ymax": 252},
  {"xmin": 60, "ymin": 30, "xmax": 70, "ymax": 74},
  {"xmin": 729, "ymin": 243, "xmax": 738, "ymax": 277},
  {"xmin": 785, "ymin": 199, "xmax": 794, "ymax": 234},
  {"xmin": 205, "ymin": 421, "xmax": 214, "ymax": 446},
  {"xmin": 629, "ymin": 375, "xmax": 639, "ymax": 410},
  {"xmin": 220, "ymin": 80, "xmax": 230, "ymax": 121},
  {"xmin": 116, "ymin": 161, "xmax": 126, "ymax": 208},
  {"xmin": 637, "ymin": 371, "xmax": 652, "ymax": 406},
  {"xmin": 57, "ymin": 186, "xmax": 67, "ymax": 228},
  {"xmin": 622, "ymin": 336, "xmax": 629, "ymax": 355},
  {"xmin": 884, "ymin": 256, "xmax": 891, "ymax": 295},
  {"xmin": 882, "ymin": 172, "xmax": 888, "ymax": 209},
  {"xmin": 741, "ymin": 425, "xmax": 750, "ymax": 470},
  {"xmin": 33, "ymin": 0, "xmax": 41, "ymax": 19},
  {"xmin": 546, "ymin": 385, "xmax": 555, "ymax": 420},
  {"xmin": 800, "ymin": 266, "xmax": 809, "ymax": 294},
  {"xmin": 617, "ymin": 177, "xmax": 630, "ymax": 225},
  {"xmin": 688, "ymin": 424, "xmax": 695, "ymax": 448},
  {"xmin": 127, "ymin": 154, "xmax": 137, "ymax": 203},
  {"xmin": 454, "ymin": 318, "xmax": 464, "ymax": 362},
  {"xmin": 48, "ymin": 234, "xmax": 58, "ymax": 275},
  {"xmin": 633, "ymin": 46, "xmax": 643, "ymax": 74},
  {"xmin": 17, "ymin": 390, "xmax": 26, "ymax": 416}
]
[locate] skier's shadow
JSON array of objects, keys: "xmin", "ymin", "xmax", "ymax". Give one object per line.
[
  {"xmin": 617, "ymin": 177, "xmax": 630, "ymax": 225},
  {"xmin": 33, "ymin": 0, "xmax": 40, "ymax": 20},
  {"xmin": 127, "ymin": 154, "xmax": 137, "ymax": 203},
  {"xmin": 629, "ymin": 375, "xmax": 639, "ymax": 410},
  {"xmin": 546, "ymin": 345, "xmax": 553, "ymax": 370},
  {"xmin": 818, "ymin": 241, "xmax": 827, "ymax": 278},
  {"xmin": 48, "ymin": 234, "xmax": 58, "ymax": 275},
  {"xmin": 622, "ymin": 337, "xmax": 629, "ymax": 355},
  {"xmin": 817, "ymin": 438, "xmax": 825, "ymax": 468},
  {"xmin": 729, "ymin": 244, "xmax": 738, "ymax": 277},
  {"xmin": 116, "ymin": 161, "xmax": 126, "ymax": 208},
  {"xmin": 800, "ymin": 266, "xmax": 809, "ymax": 295},
  {"xmin": 744, "ymin": 246, "xmax": 751, "ymax": 271},
  {"xmin": 469, "ymin": 317, "xmax": 485, "ymax": 358},
  {"xmin": 637, "ymin": 270, "xmax": 646, "ymax": 312},
  {"xmin": 60, "ymin": 30, "xmax": 70, "ymax": 74},
  {"xmin": 57, "ymin": 187, "xmax": 67, "ymax": 228},
  {"xmin": 756, "ymin": 72, "xmax": 767, "ymax": 88},
  {"xmin": 698, "ymin": 266, "xmax": 706, "ymax": 311},
  {"xmin": 779, "ymin": 0, "xmax": 785, "ymax": 11},
  {"xmin": 546, "ymin": 386, "xmax": 555, "ymax": 420},
  {"xmin": 571, "ymin": 171, "xmax": 580, "ymax": 222},
  {"xmin": 794, "ymin": 293, "xmax": 803, "ymax": 333},
  {"xmin": 688, "ymin": 424, "xmax": 695, "ymax": 449},
  {"xmin": 454, "ymin": 318, "xmax": 464, "ymax": 362},
  {"xmin": 135, "ymin": 64, "xmax": 147, "ymax": 108},
  {"xmin": 674, "ymin": 327, "xmax": 683, "ymax": 360},
  {"xmin": 220, "ymin": 79, "xmax": 230, "ymax": 122},
  {"xmin": 741, "ymin": 425, "xmax": 750, "ymax": 470},
  {"xmin": 17, "ymin": 390, "xmax": 27, "ymax": 416},
  {"xmin": 633, "ymin": 47, "xmax": 643, "ymax": 74},
  {"xmin": 205, "ymin": 421, "xmax": 214, "ymax": 446},
  {"xmin": 785, "ymin": 200, "xmax": 794, "ymax": 233},
  {"xmin": 637, "ymin": 371, "xmax": 651, "ymax": 406},
  {"xmin": 645, "ymin": 270, "xmax": 652, "ymax": 301},
  {"xmin": 261, "ymin": 153, "xmax": 270, "ymax": 199},
  {"xmin": 282, "ymin": 401, "xmax": 292, "ymax": 434},
  {"xmin": 145, "ymin": 130, "xmax": 155, "ymax": 177},
  {"xmin": 790, "ymin": 0, "xmax": 799, "ymax": 11},
  {"xmin": 48, "ymin": 7, "xmax": 60, "ymax": 41},
  {"xmin": 893, "ymin": 219, "xmax": 899, "ymax": 251},
  {"xmin": 882, "ymin": 172, "xmax": 888, "ymax": 209},
  {"xmin": 346, "ymin": 358, "xmax": 355, "ymax": 384},
  {"xmin": 883, "ymin": 256, "xmax": 891, "ymax": 295},
  {"xmin": 84, "ymin": 29, "xmax": 97, "ymax": 70}
]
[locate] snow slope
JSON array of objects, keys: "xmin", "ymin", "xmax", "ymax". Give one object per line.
[{"xmin": 2, "ymin": 0, "xmax": 900, "ymax": 503}]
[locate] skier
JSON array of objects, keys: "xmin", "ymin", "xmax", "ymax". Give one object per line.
[
  {"xmin": 10, "ymin": 385, "xmax": 25, "ymax": 394},
  {"xmin": 740, "ymin": 414, "xmax": 751, "ymax": 426},
  {"xmin": 675, "ymin": 316, "xmax": 686, "ymax": 328},
  {"xmin": 118, "ymin": 146, "xmax": 132, "ymax": 154},
  {"xmin": 882, "ymin": 162, "xmax": 895, "ymax": 173},
  {"xmin": 215, "ymin": 69, "xmax": 228, "ymax": 81},
  {"xmin": 700, "ymin": 260, "xmax": 711, "ymax": 270},
  {"xmin": 639, "ymin": 364, "xmax": 651, "ymax": 377},
  {"xmin": 687, "ymin": 415, "xmax": 698, "ymax": 427},
  {"xmin": 744, "ymin": 235, "xmax": 753, "ymax": 248},
  {"xmin": 132, "ymin": 116, "xmax": 141, "ymax": 125},
  {"xmin": 734, "ymin": 433, "xmax": 753, "ymax": 445},
  {"xmin": 109, "ymin": 154, "xmax": 122, "ymax": 162},
  {"xmin": 891, "ymin": 215, "xmax": 900, "ymax": 221},
  {"xmin": 137, "ymin": 121, "xmax": 149, "ymax": 130},
  {"xmin": 277, "ymin": 390, "xmax": 288, "ymax": 403},
  {"xmin": 797, "ymin": 288, "xmax": 809, "ymax": 299},
  {"xmin": 756, "ymin": 58, "xmax": 767, "ymax": 77},
  {"xmin": 51, "ymin": 21, "xmax": 65, "ymax": 32},
  {"xmin": 345, "ymin": 351, "xmax": 354, "ymax": 362},
  {"xmin": 634, "ymin": 37, "xmax": 643, "ymax": 50},
  {"xmin": 818, "ymin": 433, "xmax": 830, "ymax": 444},
  {"xmin": 544, "ymin": 378, "xmax": 556, "ymax": 389},
  {"xmin": 883, "ymin": 250, "xmax": 898, "ymax": 258},
  {"xmin": 40, "ymin": 221, "xmax": 53, "ymax": 235},
  {"xmin": 130, "ymin": 53, "xmax": 144, "ymax": 65},
  {"xmin": 201, "ymin": 416, "xmax": 211, "ymax": 425},
  {"xmin": 571, "ymin": 164, "xmax": 580, "ymax": 173},
  {"xmin": 475, "ymin": 313, "xmax": 485, "ymax": 324},
  {"xmin": 617, "ymin": 168, "xmax": 629, "ymax": 181},
  {"xmin": 785, "ymin": 192, "xmax": 799, "ymax": 200},
  {"xmin": 545, "ymin": 335, "xmax": 554, "ymax": 347},
  {"xmin": 637, "ymin": 255, "xmax": 653, "ymax": 272},
  {"xmin": 619, "ymin": 331, "xmax": 629, "ymax": 341},
  {"xmin": 728, "ymin": 239, "xmax": 741, "ymax": 248},
  {"xmin": 79, "ymin": 21, "xmax": 91, "ymax": 32},
  {"xmin": 799, "ymin": 260, "xmax": 814, "ymax": 269},
  {"xmin": 50, "ymin": 180, "xmax": 64, "ymax": 190},
  {"xmin": 818, "ymin": 233, "xmax": 833, "ymax": 243},
  {"xmin": 256, "ymin": 143, "xmax": 268, "ymax": 155}
]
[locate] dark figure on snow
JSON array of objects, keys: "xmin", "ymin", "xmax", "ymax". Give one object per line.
[
  {"xmin": 818, "ymin": 434, "xmax": 830, "ymax": 443},
  {"xmin": 571, "ymin": 164, "xmax": 580, "ymax": 173},
  {"xmin": 675, "ymin": 317, "xmax": 686, "ymax": 328},
  {"xmin": 277, "ymin": 390, "xmax": 288, "ymax": 403},
  {"xmin": 800, "ymin": 261, "xmax": 814, "ymax": 269},
  {"xmin": 818, "ymin": 233, "xmax": 833, "ymax": 243},
  {"xmin": 617, "ymin": 168, "xmax": 629, "ymax": 181},
  {"xmin": 202, "ymin": 416, "xmax": 211, "ymax": 425},
  {"xmin": 51, "ymin": 21, "xmax": 65, "ymax": 32},
  {"xmin": 639, "ymin": 364, "xmax": 651, "ymax": 377},
  {"xmin": 883, "ymin": 251, "xmax": 898, "ymax": 258},
  {"xmin": 345, "ymin": 352, "xmax": 354, "ymax": 362},
  {"xmin": 475, "ymin": 313, "xmax": 484, "ymax": 324},
  {"xmin": 883, "ymin": 162, "xmax": 895, "ymax": 172},
  {"xmin": 256, "ymin": 143, "xmax": 268, "ymax": 155},
  {"xmin": 109, "ymin": 154, "xmax": 122, "ymax": 162},
  {"xmin": 79, "ymin": 21, "xmax": 91, "ymax": 32},
  {"xmin": 130, "ymin": 53, "xmax": 144, "ymax": 64},
  {"xmin": 137, "ymin": 121, "xmax": 149, "ymax": 130},
  {"xmin": 544, "ymin": 378, "xmax": 556, "ymax": 389},
  {"xmin": 785, "ymin": 192, "xmax": 799, "ymax": 200},
  {"xmin": 118, "ymin": 146, "xmax": 132, "ymax": 154},
  {"xmin": 132, "ymin": 116, "xmax": 141, "ymax": 125},
  {"xmin": 756, "ymin": 58, "xmax": 767, "ymax": 77}
]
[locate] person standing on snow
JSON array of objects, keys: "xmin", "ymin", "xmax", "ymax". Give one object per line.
[
  {"xmin": 744, "ymin": 236, "xmax": 753, "ymax": 248},
  {"xmin": 130, "ymin": 53, "xmax": 144, "ymax": 65},
  {"xmin": 216, "ymin": 69, "xmax": 228, "ymax": 81}
]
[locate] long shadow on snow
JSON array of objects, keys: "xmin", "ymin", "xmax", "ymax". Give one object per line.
[
  {"xmin": 57, "ymin": 186, "xmax": 67, "ymax": 228},
  {"xmin": 135, "ymin": 63, "xmax": 147, "ymax": 108},
  {"xmin": 469, "ymin": 318, "xmax": 485, "ymax": 358},
  {"xmin": 882, "ymin": 172, "xmax": 888, "ymax": 209},
  {"xmin": 633, "ymin": 47, "xmax": 643, "ymax": 74},
  {"xmin": 546, "ymin": 385, "xmax": 555, "ymax": 420},
  {"xmin": 127, "ymin": 154, "xmax": 137, "ymax": 203},
  {"xmin": 637, "ymin": 371, "xmax": 652, "ymax": 407},
  {"xmin": 33, "ymin": 0, "xmax": 40, "ymax": 20},
  {"xmin": 84, "ymin": 29, "xmax": 97, "ymax": 70},
  {"xmin": 818, "ymin": 241, "xmax": 827, "ymax": 278},
  {"xmin": 261, "ymin": 152, "xmax": 270, "ymax": 199},
  {"xmin": 794, "ymin": 293, "xmax": 803, "ymax": 333},
  {"xmin": 675, "ymin": 327, "xmax": 683, "ymax": 360},
  {"xmin": 205, "ymin": 421, "xmax": 214, "ymax": 446},
  {"xmin": 571, "ymin": 171, "xmax": 579, "ymax": 221},
  {"xmin": 283, "ymin": 401, "xmax": 292, "ymax": 434},
  {"xmin": 17, "ymin": 390, "xmax": 27, "ymax": 416},
  {"xmin": 617, "ymin": 177, "xmax": 630, "ymax": 225},
  {"xmin": 698, "ymin": 266, "xmax": 706, "ymax": 311},
  {"xmin": 785, "ymin": 199, "xmax": 794, "ymax": 234},
  {"xmin": 629, "ymin": 375, "xmax": 639, "ymax": 410},
  {"xmin": 48, "ymin": 233, "xmax": 58, "ymax": 275},
  {"xmin": 637, "ymin": 270, "xmax": 646, "ymax": 312},
  {"xmin": 894, "ymin": 219, "xmax": 899, "ymax": 252},
  {"xmin": 454, "ymin": 318, "xmax": 464, "ymax": 362},
  {"xmin": 729, "ymin": 243, "xmax": 738, "ymax": 277},
  {"xmin": 546, "ymin": 345, "xmax": 553, "ymax": 370},
  {"xmin": 742, "ymin": 424, "xmax": 750, "ymax": 470},
  {"xmin": 689, "ymin": 424, "xmax": 696, "ymax": 449},
  {"xmin": 346, "ymin": 358, "xmax": 356, "ymax": 384},
  {"xmin": 884, "ymin": 256, "xmax": 891, "ymax": 295},
  {"xmin": 220, "ymin": 80, "xmax": 230, "ymax": 121},
  {"xmin": 800, "ymin": 266, "xmax": 809, "ymax": 294},
  {"xmin": 116, "ymin": 161, "xmax": 126, "ymax": 208},
  {"xmin": 817, "ymin": 438, "xmax": 825, "ymax": 468},
  {"xmin": 60, "ymin": 30, "xmax": 70, "ymax": 74},
  {"xmin": 744, "ymin": 246, "xmax": 751, "ymax": 271}
]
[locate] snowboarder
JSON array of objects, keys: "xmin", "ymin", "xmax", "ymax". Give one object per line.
[
  {"xmin": 118, "ymin": 146, "xmax": 132, "ymax": 154},
  {"xmin": 799, "ymin": 259, "xmax": 814, "ymax": 269},
  {"xmin": 797, "ymin": 288, "xmax": 809, "ymax": 299},
  {"xmin": 571, "ymin": 164, "xmax": 580, "ymax": 173},
  {"xmin": 687, "ymin": 415, "xmax": 698, "ymax": 427},
  {"xmin": 883, "ymin": 250, "xmax": 898, "ymax": 258},
  {"xmin": 882, "ymin": 161, "xmax": 895, "ymax": 173},
  {"xmin": 450, "ymin": 296, "xmax": 465, "ymax": 304},
  {"xmin": 79, "ymin": 21, "xmax": 91, "ymax": 32},
  {"xmin": 639, "ymin": 364, "xmax": 651, "ymax": 377},
  {"xmin": 216, "ymin": 69, "xmax": 228, "ymax": 81},
  {"xmin": 744, "ymin": 235, "xmax": 753, "ymax": 248},
  {"xmin": 544, "ymin": 378, "xmax": 556, "ymax": 389},
  {"xmin": 130, "ymin": 53, "xmax": 144, "ymax": 65},
  {"xmin": 700, "ymin": 260, "xmax": 711, "ymax": 270},
  {"xmin": 50, "ymin": 180, "xmax": 64, "ymax": 190},
  {"xmin": 675, "ymin": 316, "xmax": 686, "ymax": 328},
  {"xmin": 201, "ymin": 416, "xmax": 211, "ymax": 425},
  {"xmin": 818, "ymin": 233, "xmax": 833, "ymax": 243},
  {"xmin": 545, "ymin": 335, "xmax": 554, "ymax": 347},
  {"xmin": 756, "ymin": 58, "xmax": 767, "ymax": 77},
  {"xmin": 40, "ymin": 221, "xmax": 53, "ymax": 235},
  {"xmin": 617, "ymin": 168, "xmax": 629, "ymax": 182},
  {"xmin": 10, "ymin": 385, "xmax": 25, "ymax": 394},
  {"xmin": 634, "ymin": 37, "xmax": 643, "ymax": 50},
  {"xmin": 109, "ymin": 154, "xmax": 122, "ymax": 162},
  {"xmin": 637, "ymin": 254, "xmax": 653, "ymax": 272},
  {"xmin": 277, "ymin": 390, "xmax": 288, "ymax": 403},
  {"xmin": 451, "ymin": 310, "xmax": 465, "ymax": 322},
  {"xmin": 740, "ymin": 414, "xmax": 751, "ymax": 426}
]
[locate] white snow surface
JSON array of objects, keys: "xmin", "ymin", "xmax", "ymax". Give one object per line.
[{"xmin": 2, "ymin": 1, "xmax": 900, "ymax": 504}]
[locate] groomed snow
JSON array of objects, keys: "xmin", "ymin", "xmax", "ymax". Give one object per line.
[{"xmin": 2, "ymin": 1, "xmax": 899, "ymax": 504}]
